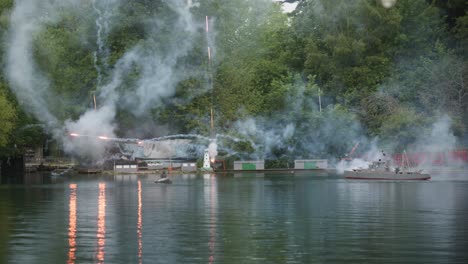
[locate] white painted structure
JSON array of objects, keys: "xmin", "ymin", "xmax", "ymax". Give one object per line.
[
  {"xmin": 294, "ymin": 159, "xmax": 328, "ymax": 169},
  {"xmin": 202, "ymin": 149, "xmax": 212, "ymax": 171},
  {"xmin": 181, "ymin": 163, "xmax": 197, "ymax": 172},
  {"xmin": 234, "ymin": 160, "xmax": 265, "ymax": 170},
  {"xmin": 114, "ymin": 164, "xmax": 138, "ymax": 173}
]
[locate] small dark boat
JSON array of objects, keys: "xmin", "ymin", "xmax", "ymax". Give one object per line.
[
  {"xmin": 51, "ymin": 167, "xmax": 73, "ymax": 177},
  {"xmin": 155, "ymin": 171, "xmax": 171, "ymax": 183},
  {"xmin": 155, "ymin": 178, "xmax": 172, "ymax": 184}
]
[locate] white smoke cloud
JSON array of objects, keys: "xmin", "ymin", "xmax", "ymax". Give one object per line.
[
  {"xmin": 6, "ymin": 0, "xmax": 63, "ymax": 128},
  {"xmin": 335, "ymin": 158, "xmax": 369, "ymax": 174},
  {"xmin": 380, "ymin": 0, "xmax": 397, "ymax": 9},
  {"xmin": 208, "ymin": 140, "xmax": 218, "ymax": 160},
  {"xmin": 119, "ymin": 1, "xmax": 199, "ymax": 115},
  {"xmin": 233, "ymin": 117, "xmax": 297, "ymax": 159},
  {"xmin": 412, "ymin": 115, "xmax": 460, "ymax": 169},
  {"xmin": 63, "ymin": 105, "xmax": 116, "ymax": 159},
  {"xmin": 5, "ymin": 0, "xmax": 202, "ymax": 160},
  {"xmin": 92, "ymin": 0, "xmax": 120, "ymax": 86},
  {"xmin": 10, "ymin": 0, "xmax": 457, "ymax": 170},
  {"xmin": 335, "ymin": 139, "xmax": 383, "ymax": 174},
  {"xmin": 416, "ymin": 115, "xmax": 457, "ymax": 153}
]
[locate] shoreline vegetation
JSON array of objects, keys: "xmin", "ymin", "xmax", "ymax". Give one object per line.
[
  {"xmin": 22, "ymin": 160, "xmax": 468, "ymax": 175},
  {"xmin": 0, "ymin": 0, "xmax": 467, "ymax": 165}
]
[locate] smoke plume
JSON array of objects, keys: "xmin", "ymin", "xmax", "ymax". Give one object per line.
[{"xmin": 5, "ymin": 0, "xmax": 201, "ymax": 160}]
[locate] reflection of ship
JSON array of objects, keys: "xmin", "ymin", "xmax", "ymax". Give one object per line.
[{"xmin": 345, "ymin": 154, "xmax": 431, "ymax": 180}]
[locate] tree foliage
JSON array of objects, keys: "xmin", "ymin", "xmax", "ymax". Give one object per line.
[
  {"xmin": 0, "ymin": 0, "xmax": 466, "ymax": 158},
  {"xmin": 0, "ymin": 84, "xmax": 16, "ymax": 147}
]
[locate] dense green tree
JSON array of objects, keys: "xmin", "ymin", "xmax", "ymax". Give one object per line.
[
  {"xmin": 211, "ymin": 0, "xmax": 291, "ymax": 121},
  {"xmin": 0, "ymin": 0, "xmax": 466, "ymax": 158},
  {"xmin": 166, "ymin": 0, "xmax": 293, "ymax": 134},
  {"xmin": 33, "ymin": 9, "xmax": 97, "ymax": 120},
  {"xmin": 453, "ymin": 10, "xmax": 468, "ymax": 57},
  {"xmin": 0, "ymin": 0, "xmax": 16, "ymax": 151},
  {"xmin": 0, "ymin": 85, "xmax": 16, "ymax": 148},
  {"xmin": 292, "ymin": 0, "xmax": 401, "ymax": 105},
  {"xmin": 289, "ymin": 0, "xmax": 465, "ymax": 149}
]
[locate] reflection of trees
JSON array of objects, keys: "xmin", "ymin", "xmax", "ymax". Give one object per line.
[
  {"xmin": 0, "ymin": 198, "xmax": 11, "ymax": 263},
  {"xmin": 0, "ymin": 185, "xmax": 65, "ymax": 263},
  {"xmin": 454, "ymin": 182, "xmax": 468, "ymax": 261},
  {"xmin": 214, "ymin": 176, "xmax": 266, "ymax": 262},
  {"xmin": 2, "ymin": 173, "xmax": 468, "ymax": 262},
  {"xmin": 332, "ymin": 182, "xmax": 462, "ymax": 262}
]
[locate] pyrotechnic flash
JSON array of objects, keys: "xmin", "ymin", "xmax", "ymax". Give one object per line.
[
  {"xmin": 70, "ymin": 133, "xmax": 79, "ymax": 137},
  {"xmin": 380, "ymin": 0, "xmax": 396, "ymax": 8},
  {"xmin": 205, "ymin": 15, "xmax": 209, "ymax": 33},
  {"xmin": 99, "ymin": 136, "xmax": 109, "ymax": 140}
]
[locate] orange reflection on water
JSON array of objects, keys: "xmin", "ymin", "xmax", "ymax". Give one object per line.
[
  {"xmin": 68, "ymin": 184, "xmax": 77, "ymax": 264},
  {"xmin": 96, "ymin": 183, "xmax": 106, "ymax": 263},
  {"xmin": 137, "ymin": 180, "xmax": 143, "ymax": 264},
  {"xmin": 208, "ymin": 176, "xmax": 217, "ymax": 264}
]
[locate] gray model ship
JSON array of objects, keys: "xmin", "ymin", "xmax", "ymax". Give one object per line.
[{"xmin": 344, "ymin": 153, "xmax": 431, "ymax": 181}]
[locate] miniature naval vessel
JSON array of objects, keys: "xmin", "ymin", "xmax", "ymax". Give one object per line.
[{"xmin": 344, "ymin": 152, "xmax": 431, "ymax": 181}]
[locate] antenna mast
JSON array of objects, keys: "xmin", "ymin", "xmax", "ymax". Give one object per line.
[
  {"xmin": 201, "ymin": 15, "xmax": 217, "ymax": 172},
  {"xmin": 206, "ymin": 15, "xmax": 215, "ymax": 138}
]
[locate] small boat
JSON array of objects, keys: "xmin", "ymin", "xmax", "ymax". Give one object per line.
[
  {"xmin": 51, "ymin": 167, "xmax": 73, "ymax": 177},
  {"xmin": 345, "ymin": 151, "xmax": 430, "ymax": 181},
  {"xmin": 155, "ymin": 178, "xmax": 172, "ymax": 184},
  {"xmin": 155, "ymin": 171, "xmax": 172, "ymax": 184},
  {"xmin": 51, "ymin": 170, "xmax": 62, "ymax": 177}
]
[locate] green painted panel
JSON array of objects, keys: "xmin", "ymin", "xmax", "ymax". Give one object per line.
[
  {"xmin": 242, "ymin": 163, "xmax": 256, "ymax": 170},
  {"xmin": 304, "ymin": 162, "xmax": 317, "ymax": 169}
]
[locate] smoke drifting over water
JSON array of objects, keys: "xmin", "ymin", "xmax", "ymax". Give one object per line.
[
  {"xmin": 5, "ymin": 0, "xmax": 201, "ymax": 159},
  {"xmin": 414, "ymin": 115, "xmax": 457, "ymax": 153},
  {"xmin": 412, "ymin": 115, "xmax": 463, "ymax": 169},
  {"xmin": 92, "ymin": 0, "xmax": 118, "ymax": 87},
  {"xmin": 63, "ymin": 105, "xmax": 116, "ymax": 160},
  {"xmin": 232, "ymin": 104, "xmax": 366, "ymax": 161},
  {"xmin": 335, "ymin": 116, "xmax": 461, "ymax": 173},
  {"xmin": 3, "ymin": 0, "xmax": 464, "ymax": 167},
  {"xmin": 6, "ymin": 0, "xmax": 63, "ymax": 129},
  {"xmin": 335, "ymin": 140, "xmax": 383, "ymax": 174},
  {"xmin": 4, "ymin": 0, "xmax": 372, "ymax": 162}
]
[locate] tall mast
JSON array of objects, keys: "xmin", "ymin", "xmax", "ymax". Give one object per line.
[
  {"xmin": 206, "ymin": 15, "xmax": 214, "ymax": 138},
  {"xmin": 202, "ymin": 15, "xmax": 217, "ymax": 171}
]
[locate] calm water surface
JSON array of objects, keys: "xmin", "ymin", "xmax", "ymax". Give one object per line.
[{"xmin": 1, "ymin": 171, "xmax": 468, "ymax": 263}]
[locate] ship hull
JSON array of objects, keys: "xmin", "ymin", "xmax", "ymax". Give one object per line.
[{"xmin": 344, "ymin": 171, "xmax": 430, "ymax": 180}]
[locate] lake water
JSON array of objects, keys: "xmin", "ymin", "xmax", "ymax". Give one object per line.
[{"xmin": 1, "ymin": 171, "xmax": 467, "ymax": 263}]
